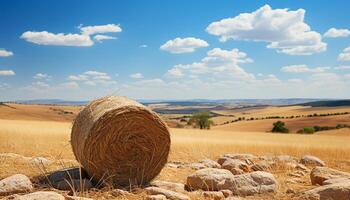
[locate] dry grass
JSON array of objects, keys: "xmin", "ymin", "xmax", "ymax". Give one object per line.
[{"xmin": 1, "ymin": 104, "xmax": 350, "ymax": 199}]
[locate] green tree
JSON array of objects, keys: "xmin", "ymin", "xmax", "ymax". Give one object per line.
[
  {"xmin": 271, "ymin": 121, "xmax": 289, "ymax": 133},
  {"xmin": 188, "ymin": 112, "xmax": 213, "ymax": 129}
]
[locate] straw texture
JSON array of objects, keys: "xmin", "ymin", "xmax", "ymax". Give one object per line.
[{"xmin": 71, "ymin": 96, "xmax": 170, "ymax": 186}]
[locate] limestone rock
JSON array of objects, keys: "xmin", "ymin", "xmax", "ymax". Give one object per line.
[
  {"xmin": 151, "ymin": 180, "xmax": 185, "ymax": 193},
  {"xmin": 0, "ymin": 174, "xmax": 33, "ymax": 196},
  {"xmin": 230, "ymin": 171, "xmax": 278, "ymax": 196},
  {"xmin": 146, "ymin": 187, "xmax": 190, "ymax": 200},
  {"xmin": 12, "ymin": 191, "xmax": 65, "ymax": 200},
  {"xmin": 300, "ymin": 155, "xmax": 325, "ymax": 167},
  {"xmin": 310, "ymin": 167, "xmax": 350, "ymax": 185},
  {"xmin": 202, "ymin": 191, "xmax": 225, "ymax": 200},
  {"xmin": 186, "ymin": 168, "xmax": 235, "ymax": 191},
  {"xmin": 199, "ymin": 159, "xmax": 221, "ymax": 169},
  {"xmin": 302, "ymin": 181, "xmax": 350, "ymax": 200}
]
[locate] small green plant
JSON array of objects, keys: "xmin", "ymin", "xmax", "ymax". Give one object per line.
[
  {"xmin": 297, "ymin": 127, "xmax": 315, "ymax": 134},
  {"xmin": 271, "ymin": 121, "xmax": 289, "ymax": 133}
]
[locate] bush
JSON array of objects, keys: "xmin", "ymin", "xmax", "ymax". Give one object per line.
[
  {"xmin": 188, "ymin": 112, "xmax": 213, "ymax": 129},
  {"xmin": 298, "ymin": 127, "xmax": 315, "ymax": 134},
  {"xmin": 272, "ymin": 121, "xmax": 289, "ymax": 133}
]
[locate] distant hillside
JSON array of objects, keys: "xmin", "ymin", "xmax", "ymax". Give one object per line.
[{"xmin": 299, "ymin": 100, "xmax": 350, "ymax": 107}]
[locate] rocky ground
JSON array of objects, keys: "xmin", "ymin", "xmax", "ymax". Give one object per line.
[{"xmin": 0, "ymin": 153, "xmax": 350, "ymax": 200}]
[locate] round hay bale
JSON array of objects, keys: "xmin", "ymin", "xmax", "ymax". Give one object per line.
[{"xmin": 71, "ymin": 96, "xmax": 170, "ymax": 186}]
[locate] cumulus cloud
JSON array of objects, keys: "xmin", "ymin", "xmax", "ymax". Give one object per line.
[
  {"xmin": 165, "ymin": 48, "xmax": 254, "ymax": 80},
  {"xmin": 324, "ymin": 28, "xmax": 350, "ymax": 38},
  {"xmin": 0, "ymin": 49, "xmax": 13, "ymax": 57},
  {"xmin": 338, "ymin": 47, "xmax": 350, "ymax": 61},
  {"xmin": 21, "ymin": 24, "xmax": 121, "ymax": 47},
  {"xmin": 334, "ymin": 65, "xmax": 350, "ymax": 70},
  {"xmin": 33, "ymin": 73, "xmax": 51, "ymax": 80},
  {"xmin": 80, "ymin": 24, "xmax": 122, "ymax": 35},
  {"xmin": 139, "ymin": 44, "xmax": 148, "ymax": 48},
  {"xmin": 68, "ymin": 70, "xmax": 115, "ymax": 86},
  {"xmin": 94, "ymin": 35, "xmax": 116, "ymax": 42},
  {"xmin": 206, "ymin": 4, "xmax": 326, "ymax": 55},
  {"xmin": 60, "ymin": 81, "xmax": 80, "ymax": 89},
  {"xmin": 21, "ymin": 31, "xmax": 94, "ymax": 46},
  {"xmin": 160, "ymin": 37, "xmax": 209, "ymax": 54},
  {"xmin": 281, "ymin": 64, "xmax": 329, "ymax": 73},
  {"xmin": 130, "ymin": 73, "xmax": 143, "ymax": 79},
  {"xmin": 0, "ymin": 70, "xmax": 15, "ymax": 76}
]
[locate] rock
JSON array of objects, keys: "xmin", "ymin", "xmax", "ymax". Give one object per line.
[
  {"xmin": 202, "ymin": 191, "xmax": 225, "ymax": 200},
  {"xmin": 251, "ymin": 161, "xmax": 270, "ymax": 171},
  {"xmin": 301, "ymin": 181, "xmax": 350, "ymax": 200},
  {"xmin": 221, "ymin": 159, "xmax": 249, "ymax": 174},
  {"xmin": 166, "ymin": 163, "xmax": 180, "ymax": 168},
  {"xmin": 151, "ymin": 180, "xmax": 185, "ymax": 193},
  {"xmin": 222, "ymin": 154, "xmax": 256, "ymax": 165},
  {"xmin": 11, "ymin": 191, "xmax": 65, "ymax": 200},
  {"xmin": 220, "ymin": 189, "xmax": 232, "ymax": 198},
  {"xmin": 300, "ymin": 155, "xmax": 325, "ymax": 167},
  {"xmin": 199, "ymin": 159, "xmax": 221, "ymax": 168},
  {"xmin": 111, "ymin": 189, "xmax": 131, "ymax": 197},
  {"xmin": 225, "ymin": 197, "xmax": 240, "ymax": 200},
  {"xmin": 310, "ymin": 167, "xmax": 350, "ymax": 185},
  {"xmin": 296, "ymin": 164, "xmax": 308, "ymax": 171},
  {"xmin": 230, "ymin": 171, "xmax": 278, "ymax": 196},
  {"xmin": 52, "ymin": 178, "xmax": 93, "ymax": 191},
  {"xmin": 146, "ymin": 187, "xmax": 190, "ymax": 200},
  {"xmin": 186, "ymin": 168, "xmax": 235, "ymax": 191},
  {"xmin": 41, "ymin": 168, "xmax": 90, "ymax": 185},
  {"xmin": 29, "ymin": 157, "xmax": 52, "ymax": 166},
  {"xmin": 323, "ymin": 177, "xmax": 350, "ymax": 185},
  {"xmin": 65, "ymin": 196, "xmax": 94, "ymax": 200},
  {"xmin": 189, "ymin": 163, "xmax": 207, "ymax": 170},
  {"xmin": 145, "ymin": 194, "xmax": 167, "ymax": 200},
  {"xmin": 0, "ymin": 174, "xmax": 33, "ymax": 196}
]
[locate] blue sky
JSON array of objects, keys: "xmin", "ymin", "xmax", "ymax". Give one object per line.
[{"xmin": 0, "ymin": 0, "xmax": 350, "ymax": 101}]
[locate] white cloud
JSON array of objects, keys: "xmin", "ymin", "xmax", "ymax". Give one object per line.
[
  {"xmin": 84, "ymin": 71, "xmax": 107, "ymax": 76},
  {"xmin": 160, "ymin": 37, "xmax": 209, "ymax": 54},
  {"xmin": 130, "ymin": 73, "xmax": 143, "ymax": 79},
  {"xmin": 80, "ymin": 24, "xmax": 122, "ymax": 35},
  {"xmin": 32, "ymin": 81, "xmax": 50, "ymax": 88},
  {"xmin": 134, "ymin": 78, "xmax": 164, "ymax": 86},
  {"xmin": 21, "ymin": 24, "xmax": 121, "ymax": 47},
  {"xmin": 324, "ymin": 28, "xmax": 350, "ymax": 38},
  {"xmin": 165, "ymin": 48, "xmax": 254, "ymax": 81},
  {"xmin": 68, "ymin": 70, "xmax": 115, "ymax": 86},
  {"xmin": 338, "ymin": 47, "xmax": 350, "ymax": 61},
  {"xmin": 281, "ymin": 64, "xmax": 329, "ymax": 73},
  {"xmin": 344, "ymin": 74, "xmax": 350, "ymax": 79},
  {"xmin": 206, "ymin": 4, "xmax": 326, "ymax": 55},
  {"xmin": 139, "ymin": 44, "xmax": 148, "ymax": 48},
  {"xmin": 94, "ymin": 35, "xmax": 116, "ymax": 42},
  {"xmin": 0, "ymin": 83, "xmax": 10, "ymax": 90},
  {"xmin": 20, "ymin": 31, "xmax": 93, "ymax": 46},
  {"xmin": 68, "ymin": 75, "xmax": 88, "ymax": 81},
  {"xmin": 166, "ymin": 67, "xmax": 184, "ymax": 78},
  {"xmin": 60, "ymin": 81, "xmax": 80, "ymax": 89},
  {"xmin": 0, "ymin": 70, "xmax": 15, "ymax": 76},
  {"xmin": 33, "ymin": 73, "xmax": 51, "ymax": 80},
  {"xmin": 0, "ymin": 49, "xmax": 13, "ymax": 57},
  {"xmin": 334, "ymin": 65, "xmax": 350, "ymax": 70}
]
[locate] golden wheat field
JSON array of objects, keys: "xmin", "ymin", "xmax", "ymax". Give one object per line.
[{"xmin": 0, "ymin": 104, "xmax": 350, "ymax": 199}]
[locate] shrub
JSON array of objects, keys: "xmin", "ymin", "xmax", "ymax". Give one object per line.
[
  {"xmin": 188, "ymin": 112, "xmax": 213, "ymax": 129},
  {"xmin": 298, "ymin": 127, "xmax": 315, "ymax": 134},
  {"xmin": 272, "ymin": 121, "xmax": 289, "ymax": 133}
]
